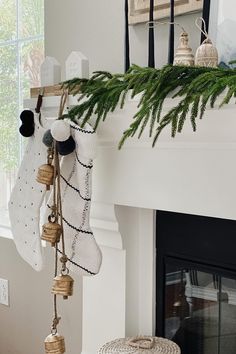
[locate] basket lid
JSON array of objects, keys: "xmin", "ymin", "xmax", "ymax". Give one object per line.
[{"xmin": 99, "ymin": 336, "xmax": 181, "ymax": 354}]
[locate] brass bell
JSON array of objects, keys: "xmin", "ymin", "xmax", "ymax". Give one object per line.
[
  {"xmin": 52, "ymin": 273, "xmax": 74, "ymax": 300},
  {"xmin": 174, "ymin": 31, "xmax": 194, "ymax": 66},
  {"xmin": 44, "ymin": 333, "xmax": 65, "ymax": 354},
  {"xmin": 41, "ymin": 217, "xmax": 62, "ymax": 246},
  {"xmin": 37, "ymin": 163, "xmax": 54, "ymax": 190},
  {"xmin": 195, "ymin": 38, "xmax": 218, "ymax": 68}
]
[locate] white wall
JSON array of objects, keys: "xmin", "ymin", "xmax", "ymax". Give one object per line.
[
  {"xmin": 0, "ymin": 238, "xmax": 82, "ymax": 354},
  {"xmin": 45, "ymin": 0, "xmax": 203, "ymax": 77}
]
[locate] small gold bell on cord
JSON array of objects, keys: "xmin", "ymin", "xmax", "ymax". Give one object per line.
[
  {"xmin": 173, "ymin": 31, "xmax": 194, "ymax": 66},
  {"xmin": 36, "ymin": 147, "xmax": 54, "ymax": 190},
  {"xmin": 41, "ymin": 215, "xmax": 62, "ymax": 246},
  {"xmin": 52, "ymin": 272, "xmax": 74, "ymax": 300},
  {"xmin": 194, "ymin": 17, "xmax": 218, "ymax": 68},
  {"xmin": 44, "ymin": 333, "xmax": 65, "ymax": 354}
]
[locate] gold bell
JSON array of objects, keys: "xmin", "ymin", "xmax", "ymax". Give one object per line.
[
  {"xmin": 174, "ymin": 31, "xmax": 194, "ymax": 66},
  {"xmin": 41, "ymin": 218, "xmax": 62, "ymax": 246},
  {"xmin": 52, "ymin": 273, "xmax": 74, "ymax": 300},
  {"xmin": 45, "ymin": 333, "xmax": 65, "ymax": 354},
  {"xmin": 37, "ymin": 163, "xmax": 54, "ymax": 190},
  {"xmin": 195, "ymin": 38, "xmax": 218, "ymax": 68}
]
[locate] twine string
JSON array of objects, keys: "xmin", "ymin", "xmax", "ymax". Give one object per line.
[
  {"xmin": 58, "ymin": 89, "xmax": 69, "ymax": 118},
  {"xmin": 147, "ymin": 20, "xmax": 186, "ymax": 33},
  {"xmin": 50, "ymin": 92, "xmax": 68, "ymax": 334},
  {"xmin": 55, "ymin": 145, "xmax": 67, "ymax": 270},
  {"xmin": 195, "ymin": 17, "xmax": 209, "ymax": 40},
  {"xmin": 56, "ymin": 89, "xmax": 68, "ymax": 270},
  {"xmin": 128, "ymin": 336, "xmax": 155, "ymax": 349}
]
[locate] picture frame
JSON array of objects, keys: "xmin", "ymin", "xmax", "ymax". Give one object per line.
[{"xmin": 129, "ymin": 0, "xmax": 203, "ymax": 25}]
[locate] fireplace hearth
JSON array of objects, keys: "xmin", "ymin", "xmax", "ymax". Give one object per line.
[{"xmin": 156, "ymin": 211, "xmax": 236, "ymax": 354}]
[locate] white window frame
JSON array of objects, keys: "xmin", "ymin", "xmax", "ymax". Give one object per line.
[{"xmin": 0, "ymin": 0, "xmax": 44, "ymax": 239}]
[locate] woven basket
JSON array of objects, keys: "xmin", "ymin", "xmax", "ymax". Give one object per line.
[{"xmin": 99, "ymin": 336, "xmax": 181, "ymax": 354}]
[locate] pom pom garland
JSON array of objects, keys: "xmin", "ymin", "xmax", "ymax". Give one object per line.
[
  {"xmin": 20, "ymin": 110, "xmax": 34, "ymax": 124},
  {"xmin": 57, "ymin": 136, "xmax": 75, "ymax": 156},
  {"xmin": 43, "ymin": 129, "xmax": 54, "ymax": 147},
  {"xmin": 19, "ymin": 124, "xmax": 35, "ymax": 137},
  {"xmin": 19, "ymin": 110, "xmax": 35, "ymax": 137},
  {"xmin": 51, "ymin": 120, "xmax": 71, "ymax": 142}
]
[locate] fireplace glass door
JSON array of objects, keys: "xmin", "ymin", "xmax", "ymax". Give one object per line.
[
  {"xmin": 156, "ymin": 210, "xmax": 236, "ymax": 354},
  {"xmin": 165, "ymin": 264, "xmax": 236, "ymax": 354}
]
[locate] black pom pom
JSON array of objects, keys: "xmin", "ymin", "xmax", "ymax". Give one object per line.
[
  {"xmin": 57, "ymin": 136, "xmax": 75, "ymax": 156},
  {"xmin": 43, "ymin": 129, "xmax": 53, "ymax": 147},
  {"xmin": 19, "ymin": 124, "xmax": 35, "ymax": 137},
  {"xmin": 20, "ymin": 110, "xmax": 34, "ymax": 124}
]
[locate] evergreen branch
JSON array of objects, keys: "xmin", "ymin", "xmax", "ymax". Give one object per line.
[{"xmin": 61, "ymin": 64, "xmax": 236, "ymax": 148}]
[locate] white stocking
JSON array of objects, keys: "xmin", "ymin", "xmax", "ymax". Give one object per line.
[
  {"xmin": 47, "ymin": 121, "xmax": 102, "ymax": 276},
  {"xmin": 9, "ymin": 114, "xmax": 49, "ymax": 271}
]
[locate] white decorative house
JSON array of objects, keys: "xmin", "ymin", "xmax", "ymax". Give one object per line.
[
  {"xmin": 65, "ymin": 51, "xmax": 89, "ymax": 80},
  {"xmin": 40, "ymin": 56, "xmax": 61, "ymax": 87}
]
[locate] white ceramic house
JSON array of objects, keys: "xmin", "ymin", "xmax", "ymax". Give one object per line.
[
  {"xmin": 65, "ymin": 51, "xmax": 89, "ymax": 80},
  {"xmin": 40, "ymin": 56, "xmax": 61, "ymax": 87}
]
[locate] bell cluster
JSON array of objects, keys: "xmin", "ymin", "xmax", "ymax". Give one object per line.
[
  {"xmin": 37, "ymin": 140, "xmax": 74, "ymax": 354},
  {"xmin": 173, "ymin": 31, "xmax": 218, "ymax": 68}
]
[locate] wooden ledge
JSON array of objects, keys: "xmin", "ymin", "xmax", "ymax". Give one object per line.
[{"xmin": 30, "ymin": 84, "xmax": 79, "ymax": 98}]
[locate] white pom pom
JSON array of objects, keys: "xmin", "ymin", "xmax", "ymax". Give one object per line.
[{"xmin": 51, "ymin": 120, "xmax": 71, "ymax": 142}]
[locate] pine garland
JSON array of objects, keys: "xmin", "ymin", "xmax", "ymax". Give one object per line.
[{"xmin": 62, "ymin": 64, "xmax": 236, "ymax": 148}]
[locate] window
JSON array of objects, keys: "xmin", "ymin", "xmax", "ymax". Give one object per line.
[{"xmin": 0, "ymin": 0, "xmax": 44, "ymax": 237}]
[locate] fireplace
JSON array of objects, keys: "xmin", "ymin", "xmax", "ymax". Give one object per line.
[
  {"xmin": 25, "ymin": 85, "xmax": 236, "ymax": 354},
  {"xmin": 156, "ymin": 211, "xmax": 236, "ymax": 354}
]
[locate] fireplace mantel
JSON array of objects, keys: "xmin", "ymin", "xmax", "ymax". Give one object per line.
[
  {"xmin": 25, "ymin": 93, "xmax": 236, "ymax": 220},
  {"xmin": 24, "ymin": 94, "xmax": 236, "ymax": 354}
]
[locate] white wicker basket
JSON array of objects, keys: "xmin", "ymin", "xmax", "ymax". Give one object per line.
[{"xmin": 99, "ymin": 336, "xmax": 181, "ymax": 354}]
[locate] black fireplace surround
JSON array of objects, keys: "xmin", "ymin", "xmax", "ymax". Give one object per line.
[{"xmin": 156, "ymin": 211, "xmax": 236, "ymax": 354}]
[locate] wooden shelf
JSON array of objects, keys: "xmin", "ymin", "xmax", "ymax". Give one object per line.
[
  {"xmin": 30, "ymin": 84, "xmax": 79, "ymax": 98},
  {"xmin": 30, "ymin": 84, "xmax": 63, "ymax": 98}
]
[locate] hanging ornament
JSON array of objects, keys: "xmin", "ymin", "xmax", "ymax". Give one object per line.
[
  {"xmin": 52, "ymin": 271, "xmax": 74, "ymax": 300},
  {"xmin": 43, "ymin": 91, "xmax": 73, "ymax": 352},
  {"xmin": 44, "ymin": 333, "xmax": 65, "ymax": 354},
  {"xmin": 36, "ymin": 147, "xmax": 54, "ymax": 190},
  {"xmin": 173, "ymin": 31, "xmax": 194, "ymax": 66},
  {"xmin": 19, "ymin": 110, "xmax": 35, "ymax": 137},
  {"xmin": 41, "ymin": 213, "xmax": 62, "ymax": 247},
  {"xmin": 195, "ymin": 17, "xmax": 218, "ymax": 68},
  {"xmin": 147, "ymin": 21, "xmax": 194, "ymax": 67}
]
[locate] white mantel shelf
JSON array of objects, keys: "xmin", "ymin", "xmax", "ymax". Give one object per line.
[
  {"xmin": 24, "ymin": 94, "xmax": 236, "ymax": 354},
  {"xmin": 25, "ymin": 93, "xmax": 236, "ymax": 221}
]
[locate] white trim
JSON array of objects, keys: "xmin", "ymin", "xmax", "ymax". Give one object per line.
[{"xmin": 0, "ymin": 226, "xmax": 13, "ymax": 240}]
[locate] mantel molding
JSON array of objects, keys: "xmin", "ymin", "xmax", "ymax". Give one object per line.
[{"xmin": 25, "ymin": 92, "xmax": 236, "ymax": 146}]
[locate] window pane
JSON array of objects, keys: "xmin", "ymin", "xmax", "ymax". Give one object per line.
[
  {"xmin": 0, "ymin": 44, "xmax": 19, "ymax": 170},
  {"xmin": 20, "ymin": 39, "xmax": 44, "ymax": 99},
  {"xmin": 0, "ymin": 0, "xmax": 44, "ymax": 234},
  {"xmin": 19, "ymin": 0, "xmax": 44, "ymax": 38},
  {"xmin": 0, "ymin": 0, "xmax": 17, "ymax": 42},
  {"xmin": 0, "ymin": 44, "xmax": 19, "ymax": 227}
]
